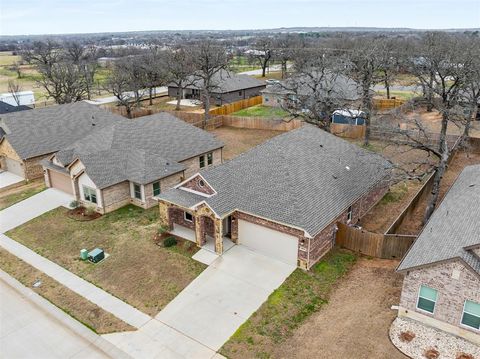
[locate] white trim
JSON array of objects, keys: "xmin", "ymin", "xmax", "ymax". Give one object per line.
[
  {"xmin": 179, "ymin": 186, "xmax": 212, "ymax": 198},
  {"xmin": 184, "ymin": 211, "xmax": 193, "ymax": 222},
  {"xmin": 174, "ymin": 173, "xmax": 216, "ymax": 192},
  {"xmin": 416, "ymin": 284, "xmax": 438, "ymax": 315},
  {"xmin": 460, "ymin": 299, "xmax": 480, "ymax": 331}
]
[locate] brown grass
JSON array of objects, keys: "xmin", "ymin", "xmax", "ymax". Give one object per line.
[
  {"xmin": 210, "ymin": 126, "xmax": 283, "ymax": 160},
  {"xmin": 0, "ymin": 179, "xmax": 46, "ymax": 210},
  {"xmin": 6, "ymin": 205, "xmax": 206, "ymax": 316},
  {"xmin": 0, "ymin": 248, "xmax": 134, "ymax": 334}
]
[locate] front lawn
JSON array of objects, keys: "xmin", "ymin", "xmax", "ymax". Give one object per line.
[
  {"xmin": 232, "ymin": 105, "xmax": 289, "ymax": 118},
  {"xmin": 7, "ymin": 205, "xmax": 206, "ymax": 316},
  {"xmin": 220, "ymin": 248, "xmax": 357, "ymax": 358},
  {"xmin": 0, "ymin": 180, "xmax": 46, "ymax": 210}
]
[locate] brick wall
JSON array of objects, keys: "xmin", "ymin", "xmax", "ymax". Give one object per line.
[
  {"xmin": 168, "ymin": 207, "xmax": 195, "ymax": 230},
  {"xmin": 359, "ymin": 181, "xmax": 390, "ymax": 216},
  {"xmin": 399, "ymin": 260, "xmax": 480, "ymax": 335},
  {"xmin": 143, "ymin": 173, "xmax": 184, "ymax": 208},
  {"xmin": 102, "ymin": 181, "xmax": 131, "ymax": 213},
  {"xmin": 180, "ymin": 175, "xmax": 215, "ymax": 195},
  {"xmin": 179, "ymin": 148, "xmax": 222, "ymax": 178}
]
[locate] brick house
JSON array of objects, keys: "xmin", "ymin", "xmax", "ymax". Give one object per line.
[
  {"xmin": 397, "ymin": 165, "xmax": 480, "ymax": 345},
  {"xmin": 167, "ymin": 70, "xmax": 266, "ymax": 106},
  {"xmin": 0, "ymin": 102, "xmax": 122, "ymax": 180},
  {"xmin": 157, "ymin": 125, "xmax": 391, "ymax": 269},
  {"xmin": 42, "ymin": 113, "xmax": 223, "ymax": 213}
]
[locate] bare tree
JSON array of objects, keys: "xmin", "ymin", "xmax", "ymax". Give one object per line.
[
  {"xmin": 164, "ymin": 46, "xmax": 197, "ymax": 110},
  {"xmin": 273, "ymin": 36, "xmax": 302, "ymax": 79},
  {"xmin": 7, "ymin": 80, "xmax": 21, "ymax": 106},
  {"xmin": 103, "ymin": 61, "xmax": 137, "ymax": 118},
  {"xmin": 249, "ymin": 38, "xmax": 273, "ymax": 77},
  {"xmin": 461, "ymin": 43, "xmax": 480, "ymax": 137},
  {"xmin": 191, "ymin": 41, "xmax": 229, "ymax": 126},
  {"xmin": 338, "ymin": 36, "xmax": 384, "ymax": 146},
  {"xmin": 377, "ymin": 38, "xmax": 401, "ymax": 99}
]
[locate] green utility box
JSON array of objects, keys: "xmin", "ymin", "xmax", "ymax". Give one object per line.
[
  {"xmin": 88, "ymin": 248, "xmax": 105, "ymax": 263},
  {"xmin": 80, "ymin": 249, "xmax": 88, "ymax": 260}
]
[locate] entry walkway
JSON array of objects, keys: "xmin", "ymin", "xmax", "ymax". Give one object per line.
[
  {"xmin": 0, "ymin": 234, "xmax": 151, "ymax": 328},
  {"xmin": 0, "ymin": 171, "xmax": 23, "ymax": 190}
]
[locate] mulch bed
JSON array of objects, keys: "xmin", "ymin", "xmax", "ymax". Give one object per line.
[{"xmin": 67, "ymin": 207, "xmax": 102, "ymax": 221}]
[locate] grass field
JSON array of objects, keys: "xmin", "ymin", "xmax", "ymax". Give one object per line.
[
  {"xmin": 220, "ymin": 248, "xmax": 357, "ymax": 358},
  {"xmin": 0, "ymin": 180, "xmax": 46, "ymax": 211},
  {"xmin": 232, "ymin": 104, "xmax": 289, "ymax": 118},
  {"xmin": 7, "ymin": 205, "xmax": 206, "ymax": 316}
]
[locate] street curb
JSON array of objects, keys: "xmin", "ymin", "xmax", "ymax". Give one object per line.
[{"xmin": 0, "ymin": 270, "xmax": 133, "ymax": 359}]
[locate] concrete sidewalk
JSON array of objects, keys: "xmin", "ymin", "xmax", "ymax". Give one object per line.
[
  {"xmin": 0, "ymin": 234, "xmax": 151, "ymax": 328},
  {"xmin": 0, "ymin": 188, "xmax": 73, "ymax": 233}
]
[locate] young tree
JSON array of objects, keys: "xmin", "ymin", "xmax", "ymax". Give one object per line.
[
  {"xmin": 191, "ymin": 41, "xmax": 229, "ymax": 126},
  {"xmin": 103, "ymin": 61, "xmax": 137, "ymax": 118},
  {"xmin": 7, "ymin": 80, "xmax": 21, "ymax": 106},
  {"xmin": 139, "ymin": 49, "xmax": 168, "ymax": 106},
  {"xmin": 377, "ymin": 38, "xmax": 401, "ymax": 100}
]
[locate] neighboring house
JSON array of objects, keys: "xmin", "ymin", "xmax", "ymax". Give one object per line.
[
  {"xmin": 0, "ymin": 102, "xmax": 122, "ymax": 180},
  {"xmin": 42, "ymin": 113, "xmax": 224, "ymax": 213},
  {"xmin": 261, "ymin": 73, "xmax": 365, "ymax": 110},
  {"xmin": 167, "ymin": 70, "xmax": 266, "ymax": 106},
  {"xmin": 0, "ymin": 101, "xmax": 31, "ymax": 114},
  {"xmin": 397, "ymin": 165, "xmax": 480, "ymax": 345},
  {"xmin": 157, "ymin": 125, "xmax": 391, "ymax": 269}
]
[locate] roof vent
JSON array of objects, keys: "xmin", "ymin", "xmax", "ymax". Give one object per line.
[
  {"xmin": 469, "ymin": 184, "xmax": 475, "ymax": 187},
  {"xmin": 345, "ymin": 166, "xmax": 350, "ymax": 171},
  {"xmin": 91, "ymin": 115, "xmax": 96, "ymax": 126}
]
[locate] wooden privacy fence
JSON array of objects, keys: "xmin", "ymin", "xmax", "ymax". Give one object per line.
[
  {"xmin": 335, "ymin": 223, "xmax": 416, "ymax": 259},
  {"xmin": 373, "ymin": 98, "xmax": 406, "ymax": 110},
  {"xmin": 220, "ymin": 115, "xmax": 303, "ymax": 131},
  {"xmin": 209, "ymin": 96, "xmax": 263, "ymax": 116},
  {"xmin": 330, "ymin": 123, "xmax": 365, "ymax": 139}
]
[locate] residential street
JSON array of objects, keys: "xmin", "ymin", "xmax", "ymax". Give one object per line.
[{"xmin": 0, "ymin": 278, "xmax": 109, "ymax": 359}]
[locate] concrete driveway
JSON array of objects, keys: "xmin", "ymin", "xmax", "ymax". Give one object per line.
[
  {"xmin": 0, "ymin": 171, "xmax": 23, "ymax": 190},
  {"xmin": 0, "ymin": 278, "xmax": 109, "ymax": 359},
  {"xmin": 0, "ymin": 188, "xmax": 72, "ymax": 233},
  {"xmin": 103, "ymin": 246, "xmax": 295, "ymax": 358}
]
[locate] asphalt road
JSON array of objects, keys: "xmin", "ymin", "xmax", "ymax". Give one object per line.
[{"xmin": 0, "ymin": 280, "xmax": 108, "ymax": 359}]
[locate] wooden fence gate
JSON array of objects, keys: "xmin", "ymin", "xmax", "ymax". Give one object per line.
[{"xmin": 335, "ymin": 223, "xmax": 416, "ymax": 259}]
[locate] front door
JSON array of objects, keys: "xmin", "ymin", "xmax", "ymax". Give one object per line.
[{"xmin": 223, "ymin": 216, "xmax": 232, "ymax": 238}]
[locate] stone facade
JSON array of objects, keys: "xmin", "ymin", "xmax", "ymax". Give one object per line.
[
  {"xmin": 24, "ymin": 154, "xmax": 52, "ymax": 180},
  {"xmin": 100, "ymin": 181, "xmax": 131, "ymax": 213},
  {"xmin": 168, "ymin": 206, "xmax": 195, "ymax": 230},
  {"xmin": 180, "ymin": 174, "xmax": 215, "ymax": 195},
  {"xmin": 399, "ymin": 260, "xmax": 480, "ymax": 343},
  {"xmin": 179, "ymin": 148, "xmax": 222, "ymax": 179}
]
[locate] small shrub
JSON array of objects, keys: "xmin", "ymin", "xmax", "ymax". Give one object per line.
[
  {"xmin": 399, "ymin": 331, "xmax": 415, "ymax": 343},
  {"xmin": 424, "ymin": 348, "xmax": 440, "ymax": 359},
  {"xmin": 163, "ymin": 236, "xmax": 177, "ymax": 248},
  {"xmin": 456, "ymin": 353, "xmax": 474, "ymax": 359},
  {"xmin": 69, "ymin": 200, "xmax": 79, "ymax": 209},
  {"xmin": 158, "ymin": 226, "xmax": 168, "ymax": 235},
  {"xmin": 85, "ymin": 206, "xmax": 96, "ymax": 216}
]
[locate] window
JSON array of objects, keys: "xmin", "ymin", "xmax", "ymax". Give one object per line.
[
  {"xmin": 133, "ymin": 183, "xmax": 142, "ymax": 200},
  {"xmin": 83, "ymin": 186, "xmax": 97, "ymax": 204},
  {"xmin": 462, "ymin": 300, "xmax": 480, "ymax": 330},
  {"xmin": 199, "ymin": 155, "xmax": 205, "ymax": 168},
  {"xmin": 347, "ymin": 206, "xmax": 353, "ymax": 223},
  {"xmin": 153, "ymin": 182, "xmax": 161, "ymax": 196},
  {"xmin": 184, "ymin": 212, "xmax": 193, "ymax": 222},
  {"xmin": 417, "ymin": 285, "xmax": 438, "ymax": 313},
  {"xmin": 207, "ymin": 152, "xmax": 213, "ymax": 165},
  {"xmin": 199, "ymin": 179, "xmax": 205, "ymax": 187},
  {"xmin": 238, "ymin": 90, "xmax": 243, "ymax": 96}
]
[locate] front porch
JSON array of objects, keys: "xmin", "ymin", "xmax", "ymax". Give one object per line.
[{"xmin": 170, "ymin": 223, "xmax": 235, "ymax": 254}]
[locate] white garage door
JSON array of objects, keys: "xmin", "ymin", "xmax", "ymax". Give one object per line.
[
  {"xmin": 5, "ymin": 157, "xmax": 24, "ymax": 177},
  {"xmin": 238, "ymin": 219, "xmax": 298, "ymax": 266}
]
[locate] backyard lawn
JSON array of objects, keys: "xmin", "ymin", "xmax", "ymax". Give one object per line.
[
  {"xmin": 0, "ymin": 180, "xmax": 46, "ymax": 211},
  {"xmin": 232, "ymin": 105, "xmax": 289, "ymax": 118},
  {"xmin": 220, "ymin": 248, "xmax": 357, "ymax": 358},
  {"xmin": 6, "ymin": 205, "xmax": 206, "ymax": 316},
  {"xmin": 211, "ymin": 126, "xmax": 283, "ymax": 160}
]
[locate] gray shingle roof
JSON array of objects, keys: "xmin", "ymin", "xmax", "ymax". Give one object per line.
[
  {"xmin": 55, "ymin": 112, "xmax": 223, "ymax": 189},
  {"xmin": 160, "ymin": 125, "xmax": 392, "ymax": 237},
  {"xmin": 398, "ymin": 165, "xmax": 480, "ymax": 275},
  {"xmin": 0, "ymin": 101, "xmax": 31, "ymax": 115},
  {"xmin": 261, "ymin": 72, "xmax": 364, "ymax": 102},
  {"xmin": 0, "ymin": 102, "xmax": 122, "ymax": 159},
  {"xmin": 171, "ymin": 70, "xmax": 266, "ymax": 94}
]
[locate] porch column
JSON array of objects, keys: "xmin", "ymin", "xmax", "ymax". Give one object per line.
[
  {"xmin": 194, "ymin": 215, "xmax": 203, "ymax": 247},
  {"xmin": 158, "ymin": 201, "xmax": 170, "ymax": 228},
  {"xmin": 214, "ymin": 218, "xmax": 223, "ymax": 254}
]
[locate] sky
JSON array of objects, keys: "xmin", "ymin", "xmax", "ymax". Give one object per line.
[{"xmin": 1, "ymin": 0, "xmax": 479, "ymax": 36}]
